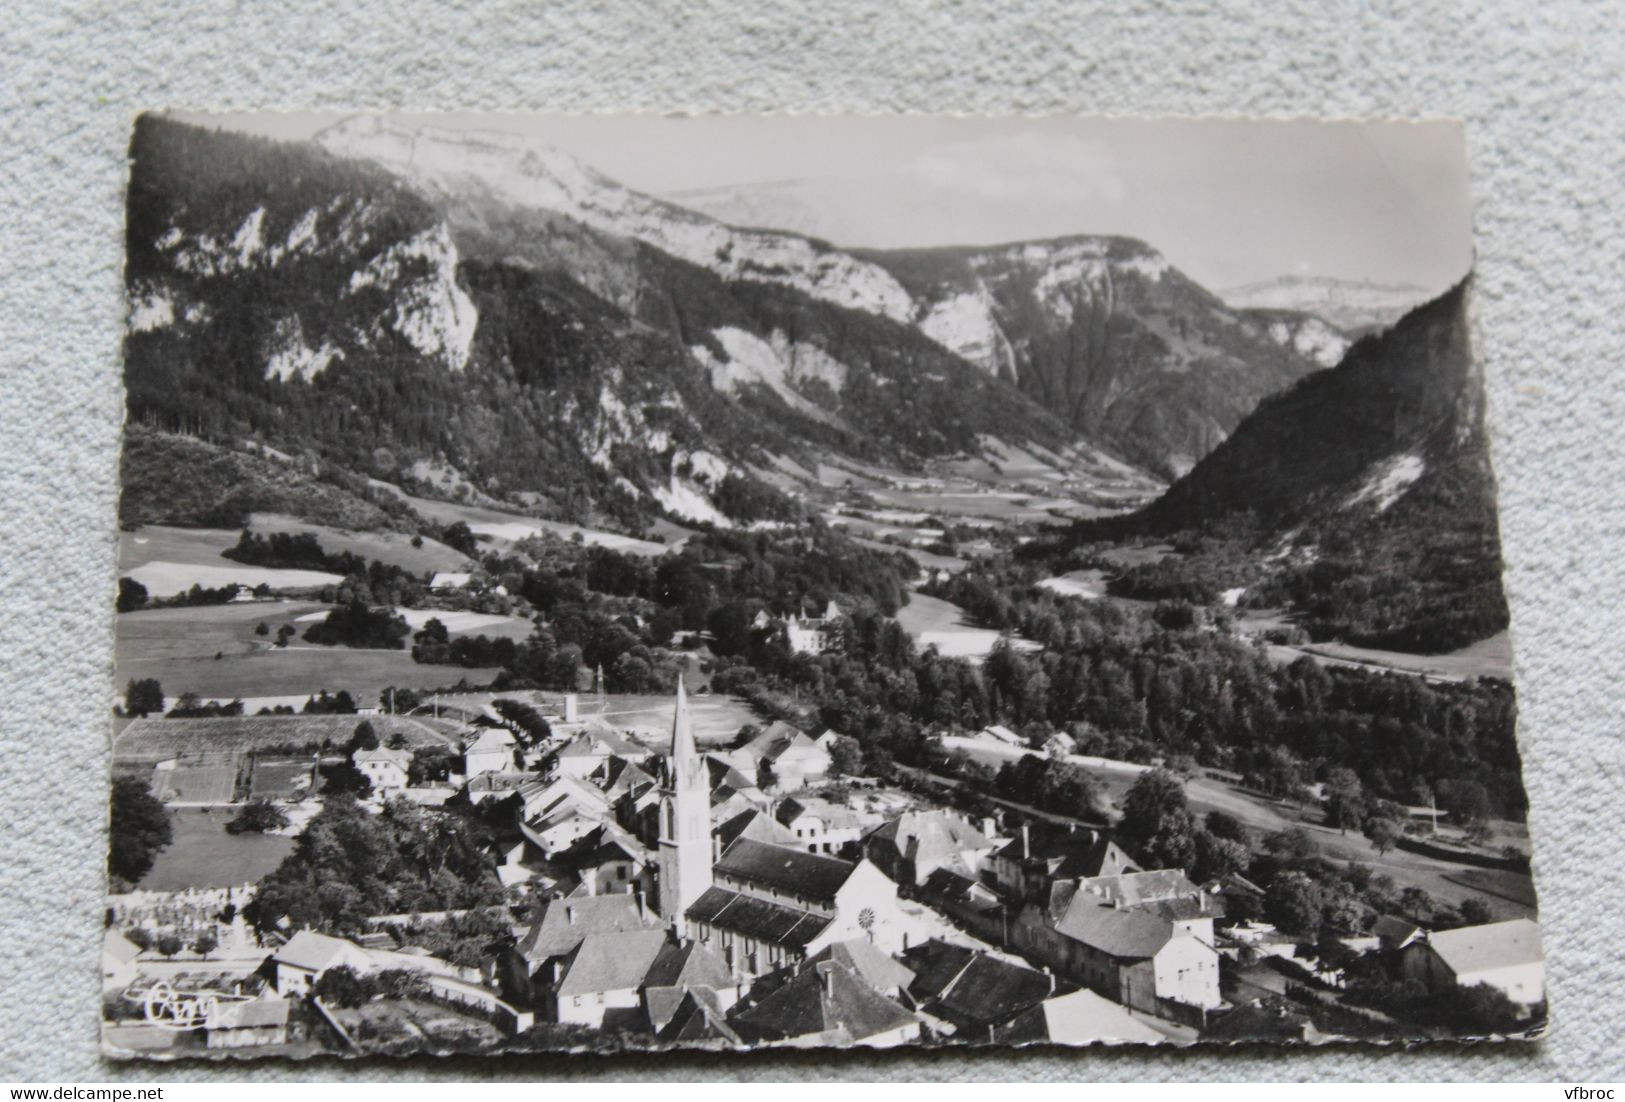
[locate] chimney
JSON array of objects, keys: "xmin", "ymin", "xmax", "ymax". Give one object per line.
[
  {"xmin": 565, "ymin": 905, "xmax": 575, "ymax": 926},
  {"xmin": 982, "ymin": 816, "xmax": 996, "ymax": 839},
  {"xmin": 816, "ymin": 960, "xmax": 835, "ymax": 996},
  {"xmin": 563, "ymin": 693, "xmax": 578, "ymax": 722},
  {"xmin": 1022, "ymin": 823, "xmax": 1030, "ymax": 859},
  {"xmin": 634, "ymin": 889, "xmax": 647, "ymax": 921},
  {"xmin": 713, "ymin": 836, "xmax": 722, "ymax": 862},
  {"xmin": 584, "ymin": 875, "xmax": 596, "ymax": 897}
]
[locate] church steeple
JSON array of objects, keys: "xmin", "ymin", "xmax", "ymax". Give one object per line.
[{"xmin": 657, "ymin": 676, "xmax": 712, "ymax": 936}]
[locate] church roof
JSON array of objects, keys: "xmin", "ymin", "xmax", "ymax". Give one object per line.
[
  {"xmin": 685, "ymin": 886, "xmax": 831, "ymax": 949},
  {"xmin": 713, "ymin": 839, "xmax": 855, "ymax": 902}
]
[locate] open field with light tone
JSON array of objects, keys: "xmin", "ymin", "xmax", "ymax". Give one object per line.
[
  {"xmin": 894, "ymin": 592, "xmax": 1041, "ymax": 658},
  {"xmin": 247, "ymin": 512, "xmax": 473, "ymax": 573}
]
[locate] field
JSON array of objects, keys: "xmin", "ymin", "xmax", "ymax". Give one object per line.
[
  {"xmin": 121, "ymin": 524, "xmax": 344, "ymax": 597},
  {"xmin": 582, "ymin": 692, "xmax": 765, "ymax": 746},
  {"xmin": 292, "ymin": 606, "xmax": 536, "ymax": 640},
  {"xmin": 150, "ymin": 762, "xmax": 239, "ymax": 803},
  {"xmin": 113, "ymin": 714, "xmax": 455, "ymax": 766},
  {"xmin": 399, "ymin": 493, "xmax": 674, "ymax": 556},
  {"xmin": 139, "ymin": 807, "xmax": 296, "ymax": 891},
  {"xmin": 247, "ymin": 512, "xmax": 473, "ymax": 573},
  {"xmin": 116, "ymin": 601, "xmax": 508, "ymax": 703},
  {"xmin": 1037, "ymin": 569, "xmax": 1108, "ymax": 599},
  {"xmin": 894, "ymin": 592, "xmax": 1040, "ymax": 658}
]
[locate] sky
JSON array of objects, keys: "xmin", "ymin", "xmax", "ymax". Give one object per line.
[{"xmin": 170, "ymin": 112, "xmax": 1474, "ymax": 293}]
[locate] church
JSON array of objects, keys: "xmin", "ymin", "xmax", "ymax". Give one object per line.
[{"xmin": 656, "ymin": 679, "xmax": 915, "ymax": 980}]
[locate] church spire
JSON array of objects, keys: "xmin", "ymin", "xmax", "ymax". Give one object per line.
[
  {"xmin": 671, "ymin": 674, "xmax": 698, "ymax": 766},
  {"xmin": 658, "ymin": 675, "xmax": 712, "ymax": 936}
]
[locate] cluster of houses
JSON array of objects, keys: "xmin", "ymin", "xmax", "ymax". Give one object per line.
[{"xmin": 105, "ymin": 682, "xmax": 1546, "ymax": 1053}]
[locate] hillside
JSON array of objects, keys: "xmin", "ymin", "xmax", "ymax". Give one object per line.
[
  {"xmin": 858, "ymin": 238, "xmax": 1327, "ymax": 479},
  {"xmin": 125, "ymin": 116, "xmax": 1129, "ymax": 535},
  {"xmin": 1065, "ymin": 281, "xmax": 1510, "ymax": 652}
]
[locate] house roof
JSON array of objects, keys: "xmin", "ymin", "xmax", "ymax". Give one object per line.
[
  {"xmin": 776, "ymin": 796, "xmax": 860, "ymax": 830},
  {"xmin": 641, "ymin": 939, "xmax": 734, "ymax": 991},
  {"xmin": 464, "ymin": 729, "xmax": 516, "ymax": 755},
  {"xmin": 732, "ymin": 960, "xmax": 918, "ymax": 1044},
  {"xmin": 1372, "ymin": 915, "xmax": 1423, "ymax": 943},
  {"xmin": 742, "ymin": 722, "xmax": 829, "ymax": 765},
  {"xmin": 1051, "ymin": 896, "xmax": 1178, "ymax": 961},
  {"xmin": 920, "ymin": 869, "xmax": 1005, "ymax": 916},
  {"xmin": 555, "ymin": 729, "xmax": 641, "ymax": 758},
  {"xmin": 656, "ymin": 989, "xmax": 742, "ymax": 1045},
  {"xmin": 555, "ymin": 930, "xmax": 670, "ymax": 998},
  {"xmin": 207, "ymin": 997, "xmax": 291, "ymax": 1031},
  {"xmin": 354, "ymin": 746, "xmax": 412, "ymax": 767},
  {"xmin": 103, "ymin": 929, "xmax": 142, "ymax": 966},
  {"xmin": 899, "ymin": 941, "xmax": 1054, "ymax": 1031},
  {"xmin": 866, "ymin": 810, "xmax": 992, "ymax": 871},
  {"xmin": 429, "ymin": 572, "xmax": 474, "ymax": 589},
  {"xmin": 274, "ymin": 930, "xmax": 368, "ymax": 973},
  {"xmin": 713, "ymin": 839, "xmax": 855, "ymax": 901},
  {"xmin": 685, "ymin": 887, "xmax": 832, "ymax": 949},
  {"xmin": 996, "ymin": 989, "xmax": 1165, "ymax": 1046},
  {"xmin": 994, "ymin": 830, "xmax": 1137, "ymax": 880},
  {"xmin": 1078, "ymin": 870, "xmax": 1203, "ymax": 908},
  {"xmin": 716, "ymin": 808, "xmax": 798, "ymax": 849},
  {"xmin": 805, "ymin": 939, "xmax": 916, "ymax": 996},
  {"xmin": 517, "ymin": 893, "xmax": 659, "ymax": 963},
  {"xmin": 1423, "ymin": 918, "xmax": 1543, "ymax": 976}
]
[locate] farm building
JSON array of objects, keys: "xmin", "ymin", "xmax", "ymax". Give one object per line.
[{"xmin": 1401, "ymin": 918, "xmax": 1545, "ymax": 1008}]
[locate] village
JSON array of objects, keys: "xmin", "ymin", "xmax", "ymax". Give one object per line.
[{"xmin": 102, "ymin": 659, "xmax": 1544, "ymax": 1057}]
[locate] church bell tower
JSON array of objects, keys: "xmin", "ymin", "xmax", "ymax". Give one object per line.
[{"xmin": 657, "ymin": 677, "xmax": 712, "ymax": 936}]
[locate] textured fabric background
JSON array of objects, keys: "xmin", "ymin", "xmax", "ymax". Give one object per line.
[{"xmin": 2, "ymin": 0, "xmax": 1621, "ymax": 1081}]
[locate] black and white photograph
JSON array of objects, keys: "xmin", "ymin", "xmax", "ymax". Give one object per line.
[{"xmin": 104, "ymin": 112, "xmax": 1543, "ymax": 1060}]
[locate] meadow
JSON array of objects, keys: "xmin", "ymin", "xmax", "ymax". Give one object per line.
[
  {"xmin": 139, "ymin": 806, "xmax": 296, "ymax": 891},
  {"xmin": 116, "ymin": 601, "xmax": 507, "ymax": 704}
]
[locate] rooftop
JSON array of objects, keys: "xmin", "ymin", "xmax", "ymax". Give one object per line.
[
  {"xmin": 686, "ymin": 886, "xmax": 832, "ymax": 950},
  {"xmin": 713, "ymin": 839, "xmax": 855, "ymax": 901},
  {"xmin": 1424, "ymin": 918, "xmax": 1544, "ymax": 975},
  {"xmin": 555, "ymin": 930, "xmax": 671, "ymax": 998}
]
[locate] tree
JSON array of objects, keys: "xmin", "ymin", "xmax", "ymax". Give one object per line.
[
  {"xmin": 1458, "ymin": 897, "xmax": 1493, "ymax": 926},
  {"xmin": 124, "ymin": 678, "xmax": 165, "ymax": 718},
  {"xmin": 1363, "ymin": 817, "xmax": 1402, "ymax": 856},
  {"xmin": 756, "ymin": 758, "xmax": 778, "ymax": 791},
  {"xmin": 1398, "ymin": 886, "xmax": 1435, "ymax": 921},
  {"xmin": 156, "ymin": 934, "xmax": 183, "ymax": 960},
  {"xmin": 349, "ymin": 720, "xmax": 380, "ymax": 752},
  {"xmin": 108, "ymin": 777, "xmax": 172, "ymax": 885},
  {"xmin": 1263, "ymin": 826, "xmax": 1319, "ymax": 870},
  {"xmin": 319, "ymin": 761, "xmax": 373, "ymax": 799},
  {"xmin": 124, "ymin": 927, "xmax": 153, "ymax": 952},
  {"xmin": 313, "ymin": 965, "xmax": 374, "ymax": 1008},
  {"xmin": 1323, "ymin": 767, "xmax": 1364, "ymax": 833},
  {"xmin": 1193, "ymin": 831, "xmax": 1250, "ymax": 883},
  {"xmin": 226, "ymin": 798, "xmax": 290, "ymax": 835},
  {"xmin": 275, "ymin": 624, "xmax": 296, "ymax": 647},
  {"xmin": 116, "ymin": 577, "xmax": 149, "ymax": 613},
  {"xmin": 827, "ymin": 735, "xmax": 865, "ymax": 777},
  {"xmin": 1265, "ymin": 871, "xmax": 1325, "ymax": 938},
  {"xmin": 191, "ymin": 929, "xmax": 219, "ymax": 959},
  {"xmin": 1117, "ymin": 768, "xmax": 1196, "ymax": 871},
  {"xmin": 254, "ymin": 621, "xmax": 270, "ymax": 636},
  {"xmin": 1204, "ymin": 810, "xmax": 1252, "ymax": 847}
]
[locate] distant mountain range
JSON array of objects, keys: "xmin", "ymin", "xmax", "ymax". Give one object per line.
[
  {"xmin": 1223, "ymin": 275, "xmax": 1433, "ymax": 333},
  {"xmin": 122, "ymin": 115, "xmax": 1396, "ymax": 532}
]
